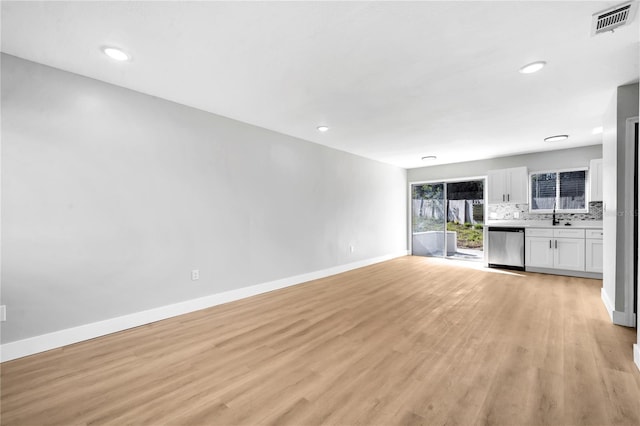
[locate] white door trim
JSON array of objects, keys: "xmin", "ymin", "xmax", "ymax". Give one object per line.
[{"xmin": 623, "ymin": 117, "xmax": 638, "ymax": 327}]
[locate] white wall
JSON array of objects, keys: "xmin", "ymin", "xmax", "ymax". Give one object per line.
[
  {"xmin": 602, "ymin": 83, "xmax": 638, "ymax": 322},
  {"xmin": 603, "ymin": 92, "xmax": 618, "ymax": 316},
  {"xmin": 407, "ymin": 145, "xmax": 602, "ymax": 183},
  {"xmin": 0, "ymin": 54, "xmax": 407, "ymax": 345}
]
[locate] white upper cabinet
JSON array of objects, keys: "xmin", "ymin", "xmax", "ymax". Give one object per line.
[
  {"xmin": 487, "ymin": 167, "xmax": 528, "ymax": 204},
  {"xmin": 589, "ymin": 158, "xmax": 603, "ymax": 202},
  {"xmin": 487, "ymin": 169, "xmax": 506, "ymax": 204},
  {"xmin": 507, "ymin": 167, "xmax": 528, "ymax": 204}
]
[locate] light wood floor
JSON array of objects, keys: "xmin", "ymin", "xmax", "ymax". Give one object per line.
[{"xmin": 2, "ymin": 256, "xmax": 640, "ymax": 426}]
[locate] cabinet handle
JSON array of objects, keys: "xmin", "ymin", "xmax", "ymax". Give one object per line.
[
  {"xmin": 549, "ymin": 240, "xmax": 551, "ymax": 249},
  {"xmin": 507, "ymin": 194, "xmax": 510, "ymax": 202},
  {"xmin": 502, "ymin": 194, "xmax": 505, "ymax": 202},
  {"xmin": 555, "ymin": 240, "xmax": 557, "ymax": 249}
]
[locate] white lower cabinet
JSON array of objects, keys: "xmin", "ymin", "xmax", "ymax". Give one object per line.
[
  {"xmin": 525, "ymin": 228, "xmax": 593, "ymax": 274},
  {"xmin": 526, "ymin": 235, "xmax": 555, "ymax": 268},
  {"xmin": 585, "ymin": 229, "xmax": 604, "ymax": 273},
  {"xmin": 554, "ymin": 238, "xmax": 585, "ymax": 271}
]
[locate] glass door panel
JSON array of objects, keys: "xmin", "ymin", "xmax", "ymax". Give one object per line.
[
  {"xmin": 411, "ymin": 183, "xmax": 445, "ymax": 257},
  {"xmin": 446, "ymin": 180, "xmax": 484, "ymax": 261}
]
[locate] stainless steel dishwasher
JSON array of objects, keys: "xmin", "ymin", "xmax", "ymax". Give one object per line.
[{"xmin": 488, "ymin": 227, "xmax": 525, "ymax": 270}]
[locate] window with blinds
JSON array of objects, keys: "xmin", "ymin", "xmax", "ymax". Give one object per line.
[{"xmin": 530, "ymin": 169, "xmax": 587, "ymax": 213}]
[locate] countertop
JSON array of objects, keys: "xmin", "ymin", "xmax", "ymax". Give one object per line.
[{"xmin": 485, "ymin": 220, "xmax": 603, "ymax": 229}]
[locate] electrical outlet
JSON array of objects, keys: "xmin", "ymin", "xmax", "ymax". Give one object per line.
[
  {"xmin": 349, "ymin": 245, "xmax": 355, "ymax": 253},
  {"xmin": 0, "ymin": 305, "xmax": 6, "ymax": 322},
  {"xmin": 514, "ymin": 211, "xmax": 520, "ymax": 219},
  {"xmin": 191, "ymin": 269, "xmax": 200, "ymax": 281}
]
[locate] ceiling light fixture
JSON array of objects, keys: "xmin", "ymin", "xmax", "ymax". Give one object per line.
[
  {"xmin": 519, "ymin": 61, "xmax": 546, "ymax": 74},
  {"xmin": 544, "ymin": 135, "xmax": 569, "ymax": 143},
  {"xmin": 421, "ymin": 155, "xmax": 437, "ymax": 161},
  {"xmin": 317, "ymin": 125, "xmax": 329, "ymax": 132},
  {"xmin": 102, "ymin": 46, "xmax": 130, "ymax": 62},
  {"xmin": 592, "ymin": 126, "xmax": 604, "ymax": 135}
]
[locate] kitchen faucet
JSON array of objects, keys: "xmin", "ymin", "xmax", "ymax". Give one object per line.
[{"xmin": 552, "ymin": 202, "xmax": 560, "ymax": 226}]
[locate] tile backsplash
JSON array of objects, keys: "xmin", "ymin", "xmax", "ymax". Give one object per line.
[{"xmin": 488, "ymin": 201, "xmax": 603, "ymax": 221}]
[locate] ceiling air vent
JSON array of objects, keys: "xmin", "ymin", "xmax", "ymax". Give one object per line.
[{"xmin": 591, "ymin": 2, "xmax": 638, "ymax": 36}]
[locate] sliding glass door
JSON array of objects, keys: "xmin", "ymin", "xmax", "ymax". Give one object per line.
[{"xmin": 411, "ymin": 179, "xmax": 485, "ymax": 261}]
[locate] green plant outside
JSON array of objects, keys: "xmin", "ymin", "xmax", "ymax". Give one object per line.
[{"xmin": 447, "ymin": 221, "xmax": 483, "ymax": 249}]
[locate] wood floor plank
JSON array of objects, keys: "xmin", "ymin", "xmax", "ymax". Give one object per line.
[{"xmin": 2, "ymin": 256, "xmax": 639, "ymax": 426}]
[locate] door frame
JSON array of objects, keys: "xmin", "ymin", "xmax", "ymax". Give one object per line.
[
  {"xmin": 634, "ymin": 117, "xmax": 640, "ymax": 371},
  {"xmin": 623, "ymin": 116, "xmax": 638, "ymax": 328}
]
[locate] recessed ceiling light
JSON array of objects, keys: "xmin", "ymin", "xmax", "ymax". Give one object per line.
[
  {"xmin": 102, "ymin": 46, "xmax": 130, "ymax": 62},
  {"xmin": 421, "ymin": 155, "xmax": 437, "ymax": 161},
  {"xmin": 317, "ymin": 126, "xmax": 329, "ymax": 132},
  {"xmin": 544, "ymin": 135, "xmax": 569, "ymax": 142},
  {"xmin": 592, "ymin": 126, "xmax": 603, "ymax": 135},
  {"xmin": 519, "ymin": 61, "xmax": 546, "ymax": 74}
]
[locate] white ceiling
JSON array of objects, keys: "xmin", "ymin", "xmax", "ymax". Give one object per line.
[{"xmin": 1, "ymin": 1, "xmax": 638, "ymax": 169}]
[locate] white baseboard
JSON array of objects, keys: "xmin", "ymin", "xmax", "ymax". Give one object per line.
[
  {"xmin": 1, "ymin": 250, "xmax": 408, "ymax": 362},
  {"xmin": 601, "ymin": 288, "xmax": 615, "ymax": 322},
  {"xmin": 635, "ymin": 344, "xmax": 640, "ymax": 373}
]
